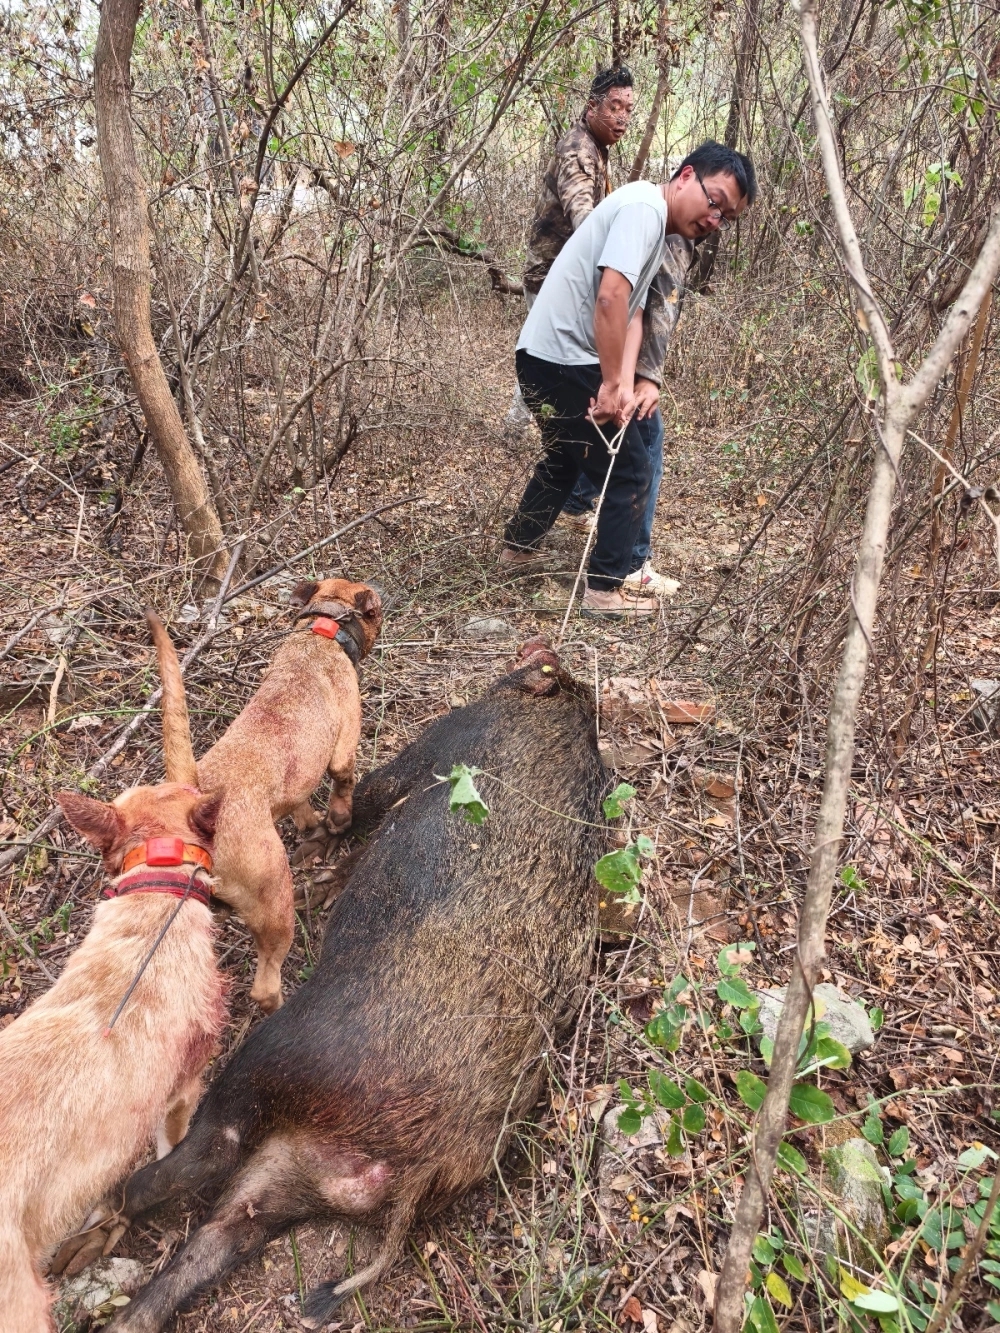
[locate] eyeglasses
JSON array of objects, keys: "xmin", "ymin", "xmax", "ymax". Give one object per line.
[{"xmin": 695, "ymin": 173, "xmax": 734, "ymax": 229}]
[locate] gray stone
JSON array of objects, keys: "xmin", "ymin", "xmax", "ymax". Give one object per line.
[
  {"xmin": 972, "ymin": 679, "xmax": 1000, "ymax": 732},
  {"xmin": 821, "ymin": 1137, "xmax": 890, "ymax": 1252},
  {"xmin": 55, "ymin": 1257, "xmax": 145, "ymax": 1327},
  {"xmin": 461, "ymin": 617, "xmax": 513, "ymax": 641},
  {"xmin": 756, "ymin": 983, "xmax": 874, "ymax": 1055}
]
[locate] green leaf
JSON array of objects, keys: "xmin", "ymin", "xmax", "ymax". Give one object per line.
[
  {"xmin": 839, "ymin": 1268, "xmax": 871, "ymax": 1301},
  {"xmin": 648, "ymin": 1072, "xmax": 685, "ymax": 1109},
  {"xmin": 777, "ymin": 1141, "xmax": 808, "ymax": 1174},
  {"xmin": 808, "ymin": 1036, "xmax": 853, "ymax": 1071},
  {"xmin": 718, "ymin": 941, "xmax": 755, "ymax": 976},
  {"xmin": 855, "ymin": 346, "xmax": 880, "ymax": 400},
  {"xmin": 683, "ymin": 1102, "xmax": 707, "ymax": 1134},
  {"xmin": 887, "ymin": 1127, "xmax": 910, "ymax": 1157},
  {"xmin": 789, "ymin": 1083, "xmax": 835, "ymax": 1124},
  {"xmin": 594, "ymin": 847, "xmax": 642, "ymax": 899},
  {"xmin": 869, "ymin": 1006, "xmax": 884, "ymax": 1031},
  {"xmin": 617, "ymin": 1106, "xmax": 642, "ymax": 1136},
  {"xmin": 444, "ymin": 764, "xmax": 490, "ymax": 824},
  {"xmin": 863, "ymin": 1113, "xmax": 884, "ymax": 1146},
  {"xmin": 717, "ymin": 976, "xmax": 755, "ymax": 1008},
  {"xmin": 853, "ymin": 1293, "xmax": 900, "ymax": 1314},
  {"xmin": 760, "ymin": 1035, "xmax": 774, "ymax": 1066},
  {"xmin": 747, "ymin": 1294, "xmax": 780, "ymax": 1333},
  {"xmin": 740, "ymin": 1006, "xmax": 764, "ymax": 1035},
  {"xmin": 736, "ymin": 1069, "xmax": 767, "ymax": 1111},
  {"xmin": 603, "ymin": 783, "xmax": 636, "ymax": 819},
  {"xmin": 645, "ymin": 1010, "xmax": 683, "ymax": 1051},
  {"xmin": 958, "ymin": 1144, "xmax": 997, "ymax": 1169},
  {"xmin": 635, "ymin": 834, "xmax": 655, "ymax": 858},
  {"xmin": 665, "ymin": 1115, "xmax": 685, "ymax": 1156},
  {"xmin": 840, "ymin": 865, "xmax": 865, "ymax": 890},
  {"xmin": 782, "ymin": 1253, "xmax": 807, "ymax": 1282},
  {"xmin": 685, "ymin": 1076, "xmax": 710, "ymax": 1103},
  {"xmin": 766, "ymin": 1272, "xmax": 793, "ymax": 1308},
  {"xmin": 753, "ymin": 1235, "xmax": 777, "ymax": 1265}
]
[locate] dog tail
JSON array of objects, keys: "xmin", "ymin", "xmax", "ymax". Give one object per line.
[{"xmin": 146, "ymin": 610, "xmax": 198, "ymax": 786}]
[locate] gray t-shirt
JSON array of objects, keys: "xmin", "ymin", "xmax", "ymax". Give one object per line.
[{"xmin": 517, "ymin": 181, "xmax": 667, "ymax": 367}]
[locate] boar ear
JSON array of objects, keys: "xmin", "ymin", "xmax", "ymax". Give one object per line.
[
  {"xmin": 58, "ymin": 791, "xmax": 123, "ymax": 853},
  {"xmin": 190, "ymin": 794, "xmax": 222, "ymax": 842},
  {"xmin": 355, "ymin": 587, "xmax": 382, "ymax": 618},
  {"xmin": 289, "ymin": 581, "xmax": 319, "ymax": 609}
]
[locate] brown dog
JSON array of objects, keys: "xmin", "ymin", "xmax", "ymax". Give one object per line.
[
  {"xmin": 189, "ymin": 578, "xmax": 382, "ymax": 1012},
  {"xmin": 0, "ymin": 614, "xmax": 225, "ymax": 1332}
]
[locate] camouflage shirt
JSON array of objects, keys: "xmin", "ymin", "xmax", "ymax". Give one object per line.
[
  {"xmin": 634, "ymin": 233, "xmax": 694, "ymax": 387},
  {"xmin": 523, "ymin": 117, "xmax": 610, "ymax": 295}
]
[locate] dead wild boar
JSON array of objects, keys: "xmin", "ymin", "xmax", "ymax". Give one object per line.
[{"xmin": 107, "ymin": 641, "xmax": 607, "ymax": 1332}]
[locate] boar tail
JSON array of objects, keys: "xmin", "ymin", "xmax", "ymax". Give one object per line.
[
  {"xmin": 146, "ymin": 609, "xmax": 198, "ymax": 786},
  {"xmin": 303, "ymin": 1200, "xmax": 415, "ymax": 1324}
]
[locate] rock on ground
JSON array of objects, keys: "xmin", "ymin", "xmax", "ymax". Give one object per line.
[
  {"xmin": 756, "ymin": 982, "xmax": 875, "ymax": 1054},
  {"xmin": 818, "ymin": 1136, "xmax": 891, "ymax": 1254},
  {"xmin": 54, "ymin": 1257, "xmax": 145, "ymax": 1328},
  {"xmin": 461, "ymin": 616, "xmax": 513, "ymax": 640}
]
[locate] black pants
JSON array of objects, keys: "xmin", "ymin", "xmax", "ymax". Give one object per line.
[{"xmin": 504, "ymin": 350, "xmax": 652, "ymax": 591}]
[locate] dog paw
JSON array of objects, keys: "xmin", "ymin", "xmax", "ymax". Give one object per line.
[{"xmin": 50, "ymin": 1207, "xmax": 126, "ymax": 1277}]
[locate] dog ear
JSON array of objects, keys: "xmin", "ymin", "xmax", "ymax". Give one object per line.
[
  {"xmin": 58, "ymin": 792, "xmax": 124, "ymax": 853},
  {"xmin": 289, "ymin": 581, "xmax": 319, "ymax": 609},
  {"xmin": 189, "ymin": 794, "xmax": 222, "ymax": 842},
  {"xmin": 354, "ymin": 587, "xmax": 382, "ymax": 619}
]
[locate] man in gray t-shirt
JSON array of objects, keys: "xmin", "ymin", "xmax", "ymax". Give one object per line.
[
  {"xmin": 501, "ymin": 147, "xmax": 755, "ymax": 618},
  {"xmin": 518, "ymin": 180, "xmax": 667, "ymax": 369}
]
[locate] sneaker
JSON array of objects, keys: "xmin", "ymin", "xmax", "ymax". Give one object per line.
[
  {"xmin": 581, "ymin": 586, "xmax": 659, "ymax": 619},
  {"xmin": 498, "ymin": 546, "xmax": 551, "ymax": 575},
  {"xmin": 555, "ymin": 510, "xmax": 596, "ymax": 535},
  {"xmin": 622, "ymin": 562, "xmax": 680, "ymax": 598}
]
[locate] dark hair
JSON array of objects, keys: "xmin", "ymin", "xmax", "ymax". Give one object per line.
[
  {"xmin": 589, "ymin": 66, "xmax": 634, "ymax": 100},
  {"xmin": 676, "ymin": 140, "xmax": 757, "ymax": 206}
]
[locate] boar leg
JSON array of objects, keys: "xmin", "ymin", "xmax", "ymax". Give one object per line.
[
  {"xmin": 302, "ymin": 1197, "xmax": 416, "ymax": 1328},
  {"xmin": 123, "ymin": 1112, "xmax": 242, "ymax": 1224},
  {"xmin": 112, "ymin": 1140, "xmax": 307, "ymax": 1333}
]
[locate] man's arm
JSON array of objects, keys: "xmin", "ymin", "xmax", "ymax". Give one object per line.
[
  {"xmin": 556, "ymin": 145, "xmax": 604, "ymax": 232},
  {"xmin": 591, "ymin": 268, "xmax": 639, "ymax": 426},
  {"xmin": 634, "ymin": 237, "xmax": 693, "ymax": 388}
]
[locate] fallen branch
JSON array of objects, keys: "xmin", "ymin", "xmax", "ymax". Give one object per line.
[
  {"xmin": 415, "ymin": 224, "xmax": 524, "ymax": 295},
  {"xmin": 713, "ymin": 2, "xmax": 1000, "ymax": 1328}
]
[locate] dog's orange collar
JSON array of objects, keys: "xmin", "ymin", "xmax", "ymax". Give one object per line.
[
  {"xmin": 121, "ymin": 838, "xmax": 213, "ymax": 875},
  {"xmin": 310, "ymin": 616, "xmax": 340, "ymax": 639}
]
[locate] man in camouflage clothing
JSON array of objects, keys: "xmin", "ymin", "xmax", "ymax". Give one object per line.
[
  {"xmin": 507, "ymin": 68, "xmax": 634, "ymax": 428},
  {"xmin": 522, "ymin": 66, "xmax": 635, "ymax": 297}
]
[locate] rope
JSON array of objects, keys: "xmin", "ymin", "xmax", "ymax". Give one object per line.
[
  {"xmin": 555, "ymin": 412, "xmax": 631, "ymax": 647},
  {"xmin": 103, "ymin": 868, "xmax": 201, "ymax": 1036}
]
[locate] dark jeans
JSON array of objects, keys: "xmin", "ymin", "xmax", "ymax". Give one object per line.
[
  {"xmin": 504, "ymin": 350, "xmax": 652, "ymax": 592},
  {"xmin": 563, "ymin": 408, "xmax": 664, "ymax": 573}
]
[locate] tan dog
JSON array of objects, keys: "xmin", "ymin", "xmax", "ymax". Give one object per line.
[
  {"xmin": 190, "ymin": 578, "xmax": 382, "ymax": 1012},
  {"xmin": 0, "ymin": 614, "xmax": 225, "ymax": 1333}
]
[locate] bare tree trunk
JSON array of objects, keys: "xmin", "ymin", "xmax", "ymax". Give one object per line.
[
  {"xmin": 93, "ymin": 0, "xmax": 226, "ymax": 585},
  {"xmin": 611, "ymin": 0, "xmax": 622, "ymax": 67},
  {"xmin": 712, "ymin": 3, "xmax": 1000, "ymax": 1330},
  {"xmin": 629, "ymin": 0, "xmax": 671, "ymax": 182},
  {"xmin": 692, "ymin": 0, "xmax": 761, "ymax": 289}
]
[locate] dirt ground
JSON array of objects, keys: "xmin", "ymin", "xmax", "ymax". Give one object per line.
[{"xmin": 3, "ymin": 286, "xmax": 1000, "ymax": 1332}]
